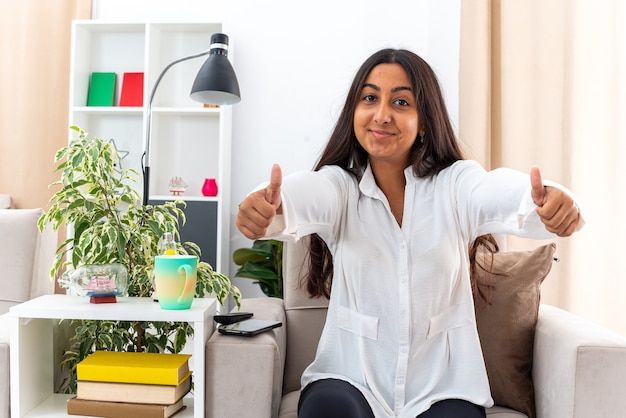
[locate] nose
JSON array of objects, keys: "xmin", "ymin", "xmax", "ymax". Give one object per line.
[{"xmin": 373, "ymin": 102, "xmax": 392, "ymax": 124}]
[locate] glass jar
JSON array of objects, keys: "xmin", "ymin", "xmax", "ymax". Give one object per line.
[{"xmin": 58, "ymin": 263, "xmax": 129, "ymax": 297}]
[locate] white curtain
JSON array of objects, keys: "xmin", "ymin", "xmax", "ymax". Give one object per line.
[{"xmin": 460, "ymin": 0, "xmax": 626, "ymax": 335}]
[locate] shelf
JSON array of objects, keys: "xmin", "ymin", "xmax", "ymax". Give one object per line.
[
  {"xmin": 152, "ymin": 107, "xmax": 220, "ymax": 115},
  {"xmin": 73, "ymin": 106, "xmax": 143, "ymax": 116},
  {"xmin": 10, "ymin": 295, "xmax": 215, "ymax": 322},
  {"xmin": 151, "ymin": 194, "xmax": 219, "ymax": 202},
  {"xmin": 73, "ymin": 107, "xmax": 220, "ymax": 115}
]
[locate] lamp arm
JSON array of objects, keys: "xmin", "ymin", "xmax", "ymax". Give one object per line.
[{"xmin": 142, "ymin": 49, "xmax": 211, "ymax": 206}]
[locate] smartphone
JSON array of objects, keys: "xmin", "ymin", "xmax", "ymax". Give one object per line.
[
  {"xmin": 218, "ymin": 319, "xmax": 282, "ymax": 337},
  {"xmin": 213, "ymin": 312, "xmax": 254, "ymax": 325}
]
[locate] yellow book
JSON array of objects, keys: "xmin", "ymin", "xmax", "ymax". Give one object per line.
[{"xmin": 77, "ymin": 351, "xmax": 191, "ymax": 385}]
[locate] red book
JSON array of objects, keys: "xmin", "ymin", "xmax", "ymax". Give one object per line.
[{"xmin": 120, "ymin": 72, "xmax": 144, "ymax": 106}]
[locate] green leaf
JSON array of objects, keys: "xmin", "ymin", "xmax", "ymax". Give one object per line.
[
  {"xmin": 236, "ymin": 261, "xmax": 279, "ymax": 280},
  {"xmin": 232, "ymin": 239, "xmax": 282, "ymax": 298},
  {"xmin": 232, "ymin": 247, "xmax": 270, "ymax": 265}
]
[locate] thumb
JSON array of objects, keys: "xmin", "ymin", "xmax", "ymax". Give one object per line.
[
  {"xmin": 530, "ymin": 166, "xmax": 546, "ymax": 206},
  {"xmin": 265, "ymin": 164, "xmax": 282, "ymax": 205}
]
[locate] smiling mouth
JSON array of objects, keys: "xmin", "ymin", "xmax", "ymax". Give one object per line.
[{"xmin": 370, "ymin": 129, "xmax": 395, "ymax": 140}]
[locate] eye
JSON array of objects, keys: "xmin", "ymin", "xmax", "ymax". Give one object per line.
[
  {"xmin": 362, "ymin": 93, "xmax": 377, "ymax": 102},
  {"xmin": 394, "ymin": 98, "xmax": 410, "ymax": 107}
]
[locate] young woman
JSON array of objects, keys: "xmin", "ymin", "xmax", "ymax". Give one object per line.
[{"xmin": 236, "ymin": 48, "xmax": 582, "ymax": 418}]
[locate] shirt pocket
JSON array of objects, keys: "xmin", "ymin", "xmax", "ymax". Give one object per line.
[
  {"xmin": 427, "ymin": 304, "xmax": 472, "ymax": 339},
  {"xmin": 337, "ymin": 305, "xmax": 379, "ymax": 340}
]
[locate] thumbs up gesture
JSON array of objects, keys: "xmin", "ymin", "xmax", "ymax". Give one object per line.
[
  {"xmin": 236, "ymin": 164, "xmax": 283, "ymax": 239},
  {"xmin": 530, "ymin": 166, "xmax": 581, "ymax": 237}
]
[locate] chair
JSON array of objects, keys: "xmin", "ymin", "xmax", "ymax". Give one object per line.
[
  {"xmin": 206, "ymin": 237, "xmax": 626, "ymax": 418},
  {"xmin": 0, "ymin": 207, "xmax": 58, "ymax": 418}
]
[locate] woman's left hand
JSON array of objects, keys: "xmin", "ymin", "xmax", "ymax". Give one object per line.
[{"xmin": 530, "ymin": 166, "xmax": 582, "ymax": 237}]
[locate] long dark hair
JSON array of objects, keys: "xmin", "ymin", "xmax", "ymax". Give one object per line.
[
  {"xmin": 303, "ymin": 48, "xmax": 493, "ymax": 298},
  {"xmin": 314, "ymin": 48, "xmax": 463, "ymax": 178}
]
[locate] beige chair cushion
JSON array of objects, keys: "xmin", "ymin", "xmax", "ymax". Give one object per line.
[
  {"xmin": 282, "ymin": 238, "xmax": 328, "ymax": 311},
  {"xmin": 281, "ymin": 239, "xmax": 329, "ymax": 394}
]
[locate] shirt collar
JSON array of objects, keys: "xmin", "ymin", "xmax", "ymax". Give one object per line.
[{"xmin": 358, "ymin": 162, "xmax": 418, "ymax": 198}]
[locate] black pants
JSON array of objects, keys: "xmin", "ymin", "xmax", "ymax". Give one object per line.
[{"xmin": 298, "ymin": 379, "xmax": 486, "ymax": 418}]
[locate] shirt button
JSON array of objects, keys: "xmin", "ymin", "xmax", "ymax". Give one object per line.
[
  {"xmin": 400, "ymin": 275, "xmax": 408, "ymax": 282},
  {"xmin": 400, "ymin": 347, "xmax": 408, "ymax": 354},
  {"xmin": 397, "ymin": 377, "xmax": 404, "ymax": 384}
]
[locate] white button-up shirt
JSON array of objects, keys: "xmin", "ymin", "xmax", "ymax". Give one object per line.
[{"xmin": 266, "ymin": 160, "xmax": 563, "ymax": 417}]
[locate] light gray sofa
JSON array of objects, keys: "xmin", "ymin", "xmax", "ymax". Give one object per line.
[
  {"xmin": 206, "ymin": 237, "xmax": 626, "ymax": 418},
  {"xmin": 0, "ymin": 202, "xmax": 57, "ymax": 418}
]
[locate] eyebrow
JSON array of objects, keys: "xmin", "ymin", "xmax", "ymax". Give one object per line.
[{"xmin": 362, "ymin": 83, "xmax": 412, "ymax": 93}]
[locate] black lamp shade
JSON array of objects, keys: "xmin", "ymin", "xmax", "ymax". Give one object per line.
[{"xmin": 190, "ymin": 33, "xmax": 241, "ymax": 105}]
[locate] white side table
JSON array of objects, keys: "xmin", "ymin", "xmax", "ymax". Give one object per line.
[{"xmin": 9, "ymin": 295, "xmax": 216, "ymax": 418}]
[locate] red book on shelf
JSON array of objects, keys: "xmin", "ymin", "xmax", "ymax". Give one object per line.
[{"xmin": 119, "ymin": 72, "xmax": 144, "ymax": 106}]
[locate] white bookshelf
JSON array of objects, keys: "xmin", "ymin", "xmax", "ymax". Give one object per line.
[{"xmin": 68, "ymin": 20, "xmax": 233, "ymax": 274}]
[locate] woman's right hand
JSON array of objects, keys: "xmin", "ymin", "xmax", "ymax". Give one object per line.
[{"xmin": 236, "ymin": 164, "xmax": 282, "ymax": 239}]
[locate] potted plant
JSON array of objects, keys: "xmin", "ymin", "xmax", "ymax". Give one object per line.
[
  {"xmin": 232, "ymin": 239, "xmax": 283, "ymax": 298},
  {"xmin": 38, "ymin": 126, "xmax": 241, "ymax": 392}
]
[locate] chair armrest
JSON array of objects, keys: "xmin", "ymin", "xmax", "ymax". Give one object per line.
[
  {"xmin": 533, "ymin": 304, "xmax": 626, "ymax": 418},
  {"xmin": 205, "ymin": 297, "xmax": 287, "ymax": 418}
]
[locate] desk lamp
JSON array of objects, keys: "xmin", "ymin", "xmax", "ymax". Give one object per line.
[{"xmin": 142, "ymin": 33, "xmax": 240, "ymax": 206}]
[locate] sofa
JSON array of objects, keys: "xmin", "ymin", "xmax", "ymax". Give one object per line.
[
  {"xmin": 206, "ymin": 238, "xmax": 626, "ymax": 418},
  {"xmin": 0, "ymin": 199, "xmax": 58, "ymax": 417}
]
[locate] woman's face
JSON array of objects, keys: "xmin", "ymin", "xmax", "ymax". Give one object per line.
[{"xmin": 354, "ymin": 63, "xmax": 420, "ymax": 168}]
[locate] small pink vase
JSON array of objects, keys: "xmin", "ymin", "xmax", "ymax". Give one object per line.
[{"xmin": 201, "ymin": 178, "xmax": 218, "ymax": 196}]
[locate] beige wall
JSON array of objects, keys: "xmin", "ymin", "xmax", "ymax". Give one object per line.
[{"xmin": 0, "ymin": 0, "xmax": 91, "ymax": 210}]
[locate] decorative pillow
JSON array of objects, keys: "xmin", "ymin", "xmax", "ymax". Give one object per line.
[{"xmin": 473, "ymin": 243, "xmax": 556, "ymax": 418}]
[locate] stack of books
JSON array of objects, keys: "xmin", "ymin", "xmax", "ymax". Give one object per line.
[{"xmin": 67, "ymin": 351, "xmax": 192, "ymax": 418}]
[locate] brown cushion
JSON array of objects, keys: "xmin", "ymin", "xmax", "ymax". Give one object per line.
[{"xmin": 473, "ymin": 243, "xmax": 556, "ymax": 418}]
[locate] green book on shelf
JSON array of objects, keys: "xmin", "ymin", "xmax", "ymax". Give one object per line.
[{"xmin": 87, "ymin": 72, "xmax": 116, "ymax": 106}]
